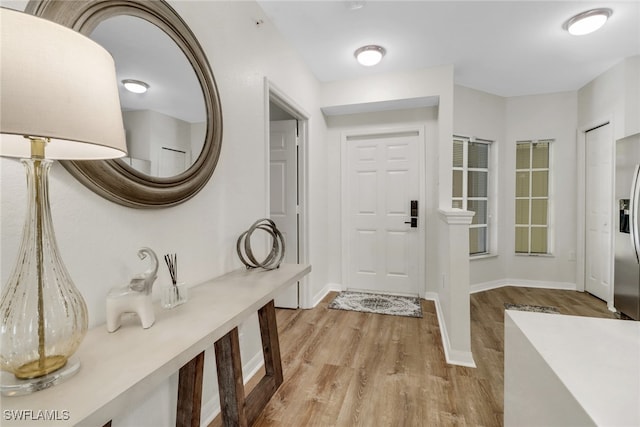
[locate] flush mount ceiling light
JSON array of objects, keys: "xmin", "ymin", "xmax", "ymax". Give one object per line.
[
  {"xmin": 354, "ymin": 45, "xmax": 385, "ymax": 66},
  {"xmin": 565, "ymin": 8, "xmax": 612, "ymax": 36},
  {"xmin": 122, "ymin": 79, "xmax": 149, "ymax": 94}
]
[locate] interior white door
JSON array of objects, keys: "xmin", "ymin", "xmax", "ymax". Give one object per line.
[
  {"xmin": 585, "ymin": 123, "xmax": 613, "ymax": 301},
  {"xmin": 344, "ymin": 131, "xmax": 421, "ymax": 296},
  {"xmin": 270, "ymin": 119, "xmax": 299, "ymax": 308}
]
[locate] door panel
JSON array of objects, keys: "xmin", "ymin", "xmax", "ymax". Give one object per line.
[
  {"xmin": 386, "ymin": 230, "xmax": 410, "ymax": 277},
  {"xmin": 387, "ymin": 170, "xmax": 410, "ymax": 213},
  {"xmin": 585, "ymin": 123, "xmax": 613, "ymax": 301},
  {"xmin": 355, "ymin": 229, "xmax": 377, "ymax": 274},
  {"xmin": 357, "ymin": 171, "xmax": 377, "ymax": 213},
  {"xmin": 270, "ymin": 119, "xmax": 298, "ymax": 308},
  {"xmin": 344, "ymin": 131, "xmax": 421, "ymax": 296}
]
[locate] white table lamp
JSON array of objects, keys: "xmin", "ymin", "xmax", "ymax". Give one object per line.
[{"xmin": 0, "ymin": 7, "xmax": 127, "ymax": 395}]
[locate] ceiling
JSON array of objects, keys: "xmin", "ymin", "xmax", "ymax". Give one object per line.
[
  {"xmin": 7, "ymin": 0, "xmax": 637, "ymax": 118},
  {"xmin": 256, "ymin": 0, "xmax": 640, "ymax": 97}
]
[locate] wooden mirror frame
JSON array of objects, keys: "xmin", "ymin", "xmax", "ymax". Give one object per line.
[{"xmin": 26, "ymin": 0, "xmax": 223, "ymax": 208}]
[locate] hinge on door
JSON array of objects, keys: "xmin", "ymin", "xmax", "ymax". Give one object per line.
[{"xmin": 296, "ymin": 205, "xmax": 300, "ymax": 214}]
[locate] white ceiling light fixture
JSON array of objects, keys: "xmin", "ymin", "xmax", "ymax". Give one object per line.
[
  {"xmin": 354, "ymin": 45, "xmax": 385, "ymax": 66},
  {"xmin": 565, "ymin": 8, "xmax": 612, "ymax": 36},
  {"xmin": 122, "ymin": 79, "xmax": 149, "ymax": 94}
]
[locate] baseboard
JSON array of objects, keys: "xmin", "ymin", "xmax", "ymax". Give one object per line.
[
  {"xmin": 470, "ymin": 279, "xmax": 577, "ymax": 294},
  {"xmin": 200, "ymin": 390, "xmax": 220, "ymax": 427},
  {"xmin": 423, "ymin": 291, "xmax": 439, "ymax": 301},
  {"xmin": 423, "ymin": 293, "xmax": 476, "ymax": 368},
  {"xmin": 469, "ymin": 279, "xmax": 509, "ymax": 294},
  {"xmin": 311, "ymin": 283, "xmax": 342, "ymax": 307},
  {"xmin": 200, "ymin": 350, "xmax": 265, "ymax": 426}
]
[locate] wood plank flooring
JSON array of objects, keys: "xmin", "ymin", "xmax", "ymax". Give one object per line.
[{"xmin": 209, "ymin": 287, "xmax": 617, "ymax": 426}]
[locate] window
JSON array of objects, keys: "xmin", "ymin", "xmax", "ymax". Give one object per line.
[
  {"xmin": 452, "ymin": 136, "xmax": 492, "ymax": 255},
  {"xmin": 515, "ymin": 140, "xmax": 551, "ymax": 254}
]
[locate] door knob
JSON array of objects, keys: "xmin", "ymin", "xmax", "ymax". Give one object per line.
[{"xmin": 404, "ymin": 218, "xmax": 418, "ymax": 228}]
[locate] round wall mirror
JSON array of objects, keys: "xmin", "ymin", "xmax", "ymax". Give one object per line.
[{"xmin": 26, "ymin": 0, "xmax": 223, "ymax": 208}]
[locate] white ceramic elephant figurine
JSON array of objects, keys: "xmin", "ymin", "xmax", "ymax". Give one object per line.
[{"xmin": 106, "ymin": 247, "xmax": 159, "ymax": 332}]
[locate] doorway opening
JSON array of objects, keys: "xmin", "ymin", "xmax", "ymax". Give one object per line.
[{"xmin": 266, "ymin": 80, "xmax": 309, "ymax": 309}]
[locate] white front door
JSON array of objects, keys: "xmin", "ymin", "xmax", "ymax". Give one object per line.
[
  {"xmin": 585, "ymin": 123, "xmax": 613, "ymax": 301},
  {"xmin": 343, "ymin": 129, "xmax": 422, "ymax": 296},
  {"xmin": 270, "ymin": 119, "xmax": 299, "ymax": 308}
]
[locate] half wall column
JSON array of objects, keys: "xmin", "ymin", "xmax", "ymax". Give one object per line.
[{"xmin": 437, "ymin": 208, "xmax": 475, "ymax": 367}]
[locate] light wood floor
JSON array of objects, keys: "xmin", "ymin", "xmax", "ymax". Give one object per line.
[{"xmin": 210, "ymin": 287, "xmax": 617, "ymax": 426}]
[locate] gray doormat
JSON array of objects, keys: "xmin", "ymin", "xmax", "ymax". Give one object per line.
[
  {"xmin": 504, "ymin": 303, "xmax": 559, "ymax": 314},
  {"xmin": 328, "ymin": 291, "xmax": 423, "ymax": 318}
]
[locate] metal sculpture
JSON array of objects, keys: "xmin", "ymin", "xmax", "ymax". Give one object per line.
[{"xmin": 236, "ymin": 219, "xmax": 285, "ymax": 270}]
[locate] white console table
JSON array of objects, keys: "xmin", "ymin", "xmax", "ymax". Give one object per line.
[
  {"xmin": 2, "ymin": 263, "xmax": 311, "ymax": 427},
  {"xmin": 504, "ymin": 310, "xmax": 640, "ymax": 426}
]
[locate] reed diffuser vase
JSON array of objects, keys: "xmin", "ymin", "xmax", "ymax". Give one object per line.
[
  {"xmin": 161, "ymin": 283, "xmax": 188, "ymax": 309},
  {"xmin": 162, "ymin": 253, "xmax": 187, "ymax": 309}
]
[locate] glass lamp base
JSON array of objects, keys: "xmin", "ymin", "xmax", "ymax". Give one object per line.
[{"xmin": 0, "ymin": 356, "xmax": 80, "ymax": 396}]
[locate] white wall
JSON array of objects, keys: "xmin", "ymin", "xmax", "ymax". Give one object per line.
[
  {"xmin": 123, "ymin": 109, "xmax": 195, "ymax": 175},
  {"xmin": 503, "ymin": 91, "xmax": 578, "ymax": 287},
  {"xmin": 0, "ymin": 1, "xmax": 326, "ymax": 425},
  {"xmin": 123, "ymin": 110, "xmax": 153, "ymax": 161},
  {"xmin": 454, "ymin": 85, "xmax": 506, "ymax": 285},
  {"xmin": 454, "ymin": 86, "xmax": 579, "ymax": 290},
  {"xmin": 578, "ymin": 56, "xmax": 640, "ymax": 139}
]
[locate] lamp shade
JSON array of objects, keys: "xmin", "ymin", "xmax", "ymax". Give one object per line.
[{"xmin": 0, "ymin": 7, "xmax": 127, "ymax": 160}]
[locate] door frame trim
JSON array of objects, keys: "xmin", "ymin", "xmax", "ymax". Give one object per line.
[
  {"xmin": 264, "ymin": 79, "xmax": 310, "ymax": 308},
  {"xmin": 340, "ymin": 125, "xmax": 427, "ymax": 297},
  {"xmin": 577, "ymin": 117, "xmax": 615, "ymax": 310}
]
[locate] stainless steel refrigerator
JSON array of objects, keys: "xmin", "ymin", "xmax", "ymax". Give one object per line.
[{"xmin": 615, "ymin": 133, "xmax": 640, "ymax": 320}]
